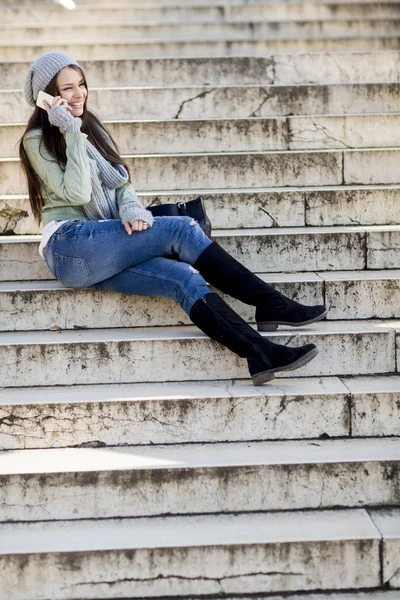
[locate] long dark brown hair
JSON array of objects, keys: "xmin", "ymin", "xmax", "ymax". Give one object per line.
[{"xmin": 19, "ymin": 64, "xmax": 130, "ymax": 224}]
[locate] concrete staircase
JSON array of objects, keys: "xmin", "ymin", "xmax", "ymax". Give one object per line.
[{"xmin": 1, "ymin": 0, "xmax": 400, "ymax": 598}]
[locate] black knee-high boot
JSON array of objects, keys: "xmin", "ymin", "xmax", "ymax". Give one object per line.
[
  {"xmin": 189, "ymin": 293, "xmax": 318, "ymax": 385},
  {"xmin": 193, "ymin": 242, "xmax": 327, "ymax": 331}
]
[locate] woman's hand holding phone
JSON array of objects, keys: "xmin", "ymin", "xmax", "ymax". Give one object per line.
[
  {"xmin": 43, "ymin": 95, "xmax": 72, "ymax": 115},
  {"xmin": 40, "ymin": 93, "xmax": 82, "ymax": 134}
]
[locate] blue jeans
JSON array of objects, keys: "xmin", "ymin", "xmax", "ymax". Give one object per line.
[{"xmin": 44, "ymin": 217, "xmax": 213, "ymax": 316}]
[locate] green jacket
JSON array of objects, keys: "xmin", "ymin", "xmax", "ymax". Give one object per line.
[{"xmin": 23, "ymin": 128, "xmax": 139, "ymax": 226}]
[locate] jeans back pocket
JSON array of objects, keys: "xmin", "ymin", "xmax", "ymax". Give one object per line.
[{"xmin": 55, "ymin": 253, "xmax": 92, "ymax": 289}]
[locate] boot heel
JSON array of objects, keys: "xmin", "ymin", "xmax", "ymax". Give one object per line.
[{"xmin": 257, "ymin": 322, "xmax": 278, "ymax": 332}]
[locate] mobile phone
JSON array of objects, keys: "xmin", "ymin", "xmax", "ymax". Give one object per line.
[{"xmin": 36, "ymin": 91, "xmax": 55, "ymax": 111}]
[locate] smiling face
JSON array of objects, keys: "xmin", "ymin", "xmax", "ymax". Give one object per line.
[{"xmin": 56, "ymin": 66, "xmax": 87, "ymax": 117}]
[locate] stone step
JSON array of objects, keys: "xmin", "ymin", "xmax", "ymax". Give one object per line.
[
  {"xmin": 3, "ymin": 114, "xmax": 400, "ymax": 155},
  {"xmin": 4, "ymin": 0, "xmax": 265, "ymax": 4},
  {"xmin": 0, "ymin": 508, "xmax": 385, "ymax": 599},
  {"xmin": 0, "ymin": 148, "xmax": 338, "ymax": 194},
  {"xmin": 3, "ymin": 2, "xmax": 400, "ymax": 25},
  {"xmin": 0, "ymin": 320, "xmax": 396, "ymax": 387},
  {"xmin": 2, "ymin": 185, "xmax": 399, "ymax": 235},
  {"xmin": 0, "ymin": 274, "xmax": 321, "ymax": 331},
  {"xmin": 6, "ymin": 147, "xmax": 400, "ymax": 195},
  {"xmin": 2, "ymin": 270, "xmax": 400, "ymax": 331},
  {"xmin": 2, "ymin": 52, "xmax": 398, "ymax": 89},
  {"xmin": 2, "ymin": 19, "xmax": 399, "ymax": 44},
  {"xmin": 1, "ymin": 437, "xmax": 399, "ymax": 522},
  {"xmin": 0, "ymin": 377, "xmax": 353, "ymax": 450},
  {"xmin": 2, "ymin": 224, "xmax": 400, "ymax": 281},
  {"xmin": 164, "ymin": 595, "xmax": 400, "ymax": 600},
  {"xmin": 4, "ymin": 83, "xmax": 399, "ymax": 123},
  {"xmin": 2, "ymin": 374, "xmax": 400, "ymax": 450},
  {"xmin": 7, "ymin": 0, "xmax": 400, "ymax": 4},
  {"xmin": 1, "ymin": 35, "xmax": 398, "ymax": 61},
  {"xmin": 0, "ymin": 219, "xmax": 395, "ymax": 275}
]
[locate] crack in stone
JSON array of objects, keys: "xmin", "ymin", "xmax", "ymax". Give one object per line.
[
  {"xmin": 394, "ymin": 52, "xmax": 400, "ymax": 83},
  {"xmin": 295, "ymin": 117, "xmax": 352, "ymax": 150},
  {"xmin": 76, "ymin": 569, "xmax": 305, "ymax": 589},
  {"xmin": 387, "ymin": 564, "xmax": 400, "ymax": 587},
  {"xmin": 329, "ymin": 54, "xmax": 351, "ymax": 84},
  {"xmin": 0, "ymin": 415, "xmax": 16, "ymax": 427},
  {"xmin": 341, "ymin": 151, "xmax": 345, "ymax": 185},
  {"xmin": 137, "ymin": 413, "xmax": 187, "ymax": 436},
  {"xmin": 248, "ymin": 87, "xmax": 273, "ymax": 118},
  {"xmin": 272, "ymin": 394, "xmax": 297, "ymax": 422},
  {"xmin": 174, "ymin": 88, "xmax": 216, "ymax": 119},
  {"xmin": 226, "ymin": 396, "xmax": 249, "ymax": 419},
  {"xmin": 258, "ymin": 206, "xmax": 280, "ymax": 227},
  {"xmin": 346, "ymin": 216, "xmax": 362, "ymax": 225},
  {"xmin": 283, "ymin": 334, "xmax": 298, "ymax": 347},
  {"xmin": 318, "ymin": 475, "xmax": 326, "ymax": 508}
]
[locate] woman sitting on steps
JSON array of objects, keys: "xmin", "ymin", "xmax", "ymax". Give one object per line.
[{"xmin": 20, "ymin": 52, "xmax": 327, "ymax": 385}]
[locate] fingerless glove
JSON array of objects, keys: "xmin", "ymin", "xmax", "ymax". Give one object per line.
[
  {"xmin": 48, "ymin": 105, "xmax": 82, "ymax": 134},
  {"xmin": 119, "ymin": 202, "xmax": 154, "ymax": 227}
]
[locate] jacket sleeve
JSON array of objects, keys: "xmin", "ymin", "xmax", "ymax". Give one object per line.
[
  {"xmin": 115, "ymin": 180, "xmax": 140, "ymax": 208},
  {"xmin": 23, "ymin": 131, "xmax": 92, "ymax": 206}
]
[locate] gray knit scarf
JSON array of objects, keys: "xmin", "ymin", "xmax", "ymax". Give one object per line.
[{"xmin": 83, "ymin": 139, "xmax": 129, "ymax": 221}]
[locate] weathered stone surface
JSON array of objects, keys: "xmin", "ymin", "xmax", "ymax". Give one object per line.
[
  {"xmin": 0, "ymin": 35, "xmax": 397, "ymax": 61},
  {"xmin": 273, "ymin": 49, "xmax": 400, "ymax": 85},
  {"xmin": 369, "ymin": 509, "xmax": 400, "ymax": 588},
  {"xmin": 2, "ymin": 19, "xmax": 397, "ymax": 44},
  {"xmin": 7, "ymin": 118, "xmax": 291, "ymax": 154},
  {"xmin": 0, "ymin": 274, "xmax": 323, "ymax": 331},
  {"xmin": 367, "ymin": 228, "xmax": 400, "ymax": 269},
  {"xmin": 5, "ymin": 114, "xmax": 400, "ymax": 155},
  {"xmin": 0, "ymin": 510, "xmax": 381, "ymax": 599},
  {"xmin": 2, "ymin": 52, "xmax": 399, "ymax": 90},
  {"xmin": 66, "ymin": 83, "xmax": 400, "ymax": 121},
  {"xmin": 0, "ymin": 56, "xmax": 276, "ymax": 89},
  {"xmin": 344, "ymin": 376, "xmax": 400, "ymax": 438},
  {"xmin": 3, "ymin": 3, "xmax": 400, "ymax": 26},
  {"xmin": 1, "ymin": 438, "xmax": 400, "ymax": 521},
  {"xmin": 3, "ymin": 271, "xmax": 400, "ymax": 332},
  {"xmin": 0, "ymin": 150, "xmax": 343, "ymax": 194},
  {"xmin": 0, "ymin": 321, "xmax": 394, "ymax": 387},
  {"xmin": 0, "ymin": 226, "xmax": 367, "ymax": 281},
  {"xmin": 305, "ymin": 185, "xmax": 400, "ymax": 226},
  {"xmin": 392, "ymin": 324, "xmax": 400, "ymax": 377},
  {"xmin": 24, "ymin": 83, "xmax": 400, "ymax": 123},
  {"xmin": 194, "ymin": 189, "xmax": 306, "ymax": 229},
  {"xmin": 289, "ymin": 114, "xmax": 400, "ymax": 150},
  {"xmin": 216, "ymin": 226, "xmax": 366, "ymax": 272},
  {"xmin": 0, "ymin": 237, "xmax": 51, "ymax": 282},
  {"xmin": 2, "ymin": 224, "xmax": 400, "ymax": 282},
  {"xmin": 2, "ymin": 0, "xmax": 251, "ymax": 4},
  {"xmin": 0, "ymin": 226, "xmax": 365, "ymax": 281},
  {"xmin": 0, "ymin": 377, "xmax": 349, "ymax": 450},
  {"xmin": 2, "ymin": 0, "xmax": 398, "ymax": 5},
  {"xmin": 345, "ymin": 149, "xmax": 400, "ymax": 185},
  {"xmin": 211, "ymin": 594, "xmax": 400, "ymax": 600},
  {"xmin": 322, "ymin": 270, "xmax": 400, "ymax": 319}
]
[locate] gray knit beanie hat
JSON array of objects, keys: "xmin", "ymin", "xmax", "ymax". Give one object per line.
[{"xmin": 24, "ymin": 51, "xmax": 80, "ymax": 106}]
